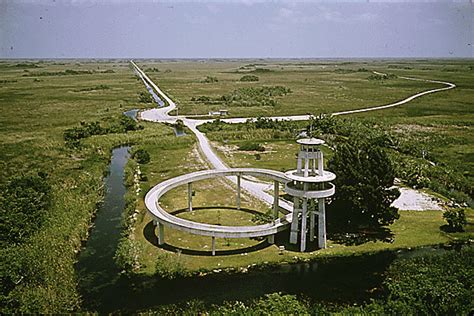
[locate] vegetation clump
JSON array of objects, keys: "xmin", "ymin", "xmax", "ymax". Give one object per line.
[
  {"xmin": 0, "ymin": 172, "xmax": 51, "ymax": 245},
  {"xmin": 251, "ymin": 210, "xmax": 273, "ymax": 224},
  {"xmin": 145, "ymin": 67, "xmax": 160, "ymax": 72},
  {"xmin": 238, "ymin": 142, "xmax": 265, "ymax": 152},
  {"xmin": 24, "ymin": 69, "xmax": 93, "ymax": 76},
  {"xmin": 138, "ymin": 91, "xmax": 153, "ymax": 103},
  {"xmin": 368, "ymin": 73, "xmax": 397, "ymax": 80},
  {"xmin": 443, "ymin": 209, "xmax": 467, "ymax": 232},
  {"xmin": 132, "ymin": 148, "xmax": 151, "ymax": 164},
  {"xmin": 191, "ymin": 86, "xmax": 291, "ymax": 107},
  {"xmin": 250, "ymin": 68, "xmax": 273, "ymax": 73},
  {"xmin": 191, "ymin": 95, "xmax": 212, "ymax": 103},
  {"xmin": 63, "ymin": 115, "xmax": 142, "ymax": 148},
  {"xmin": 74, "ymin": 84, "xmax": 110, "ymax": 92},
  {"xmin": 220, "ymin": 86, "xmax": 291, "ymax": 107},
  {"xmin": 0, "ymin": 79, "xmax": 18, "ymax": 84},
  {"xmin": 114, "ymin": 237, "xmax": 142, "ymax": 273},
  {"xmin": 14, "ymin": 63, "xmax": 40, "ymax": 68},
  {"xmin": 239, "ymin": 75, "xmax": 259, "ymax": 82},
  {"xmin": 382, "ymin": 246, "xmax": 473, "ymax": 315},
  {"xmin": 335, "ymin": 67, "xmax": 371, "ymax": 73},
  {"xmin": 154, "ymin": 252, "xmax": 189, "ymax": 279},
  {"xmin": 201, "ymin": 76, "xmax": 218, "ymax": 83}
]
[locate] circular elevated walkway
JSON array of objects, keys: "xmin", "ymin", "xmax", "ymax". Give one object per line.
[{"xmin": 144, "ymin": 168, "xmax": 292, "ymax": 239}]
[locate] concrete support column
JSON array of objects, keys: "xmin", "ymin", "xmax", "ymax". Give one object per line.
[
  {"xmin": 304, "ymin": 157, "xmax": 310, "ymax": 177},
  {"xmin": 300, "ymin": 198, "xmax": 308, "ymax": 252},
  {"xmin": 310, "ymin": 201, "xmax": 316, "ymax": 242},
  {"xmin": 318, "ymin": 198, "xmax": 327, "ymax": 249},
  {"xmin": 297, "ymin": 156, "xmax": 302, "ymax": 173},
  {"xmin": 267, "ymin": 235, "xmax": 275, "ymax": 244},
  {"xmin": 318, "ymin": 151, "xmax": 324, "ymax": 175},
  {"xmin": 157, "ymin": 222, "xmax": 165, "ymax": 245},
  {"xmin": 236, "ymin": 174, "xmax": 241, "ymax": 210},
  {"xmin": 290, "ymin": 196, "xmax": 300, "ymax": 244},
  {"xmin": 187, "ymin": 182, "xmax": 193, "ymax": 212},
  {"xmin": 211, "ymin": 236, "xmax": 216, "ymax": 256},
  {"xmin": 273, "ymin": 181, "xmax": 279, "ymax": 220}
]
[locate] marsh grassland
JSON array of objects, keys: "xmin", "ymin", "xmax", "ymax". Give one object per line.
[{"xmin": 1, "ymin": 59, "xmax": 473, "ymax": 313}]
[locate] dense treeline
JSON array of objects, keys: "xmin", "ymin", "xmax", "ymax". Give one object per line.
[{"xmin": 23, "ymin": 69, "xmax": 115, "ymax": 77}]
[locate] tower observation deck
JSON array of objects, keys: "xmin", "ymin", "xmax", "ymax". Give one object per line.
[{"xmin": 285, "ymin": 138, "xmax": 336, "ymax": 251}]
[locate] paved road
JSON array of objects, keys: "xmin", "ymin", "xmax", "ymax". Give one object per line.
[{"xmin": 132, "ymin": 61, "xmax": 454, "ymax": 211}]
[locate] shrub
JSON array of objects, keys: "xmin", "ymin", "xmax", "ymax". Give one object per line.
[
  {"xmin": 443, "ymin": 209, "xmax": 467, "ymax": 232},
  {"xmin": 201, "ymin": 76, "xmax": 218, "ymax": 83},
  {"xmin": 154, "ymin": 252, "xmax": 189, "ymax": 279},
  {"xmin": 238, "ymin": 142, "xmax": 265, "ymax": 152},
  {"xmin": 145, "ymin": 67, "xmax": 160, "ymax": 72},
  {"xmin": 240, "ymin": 75, "xmax": 259, "ymax": 82},
  {"xmin": 251, "ymin": 68, "xmax": 272, "ymax": 73},
  {"xmin": 368, "ymin": 73, "xmax": 397, "ymax": 80},
  {"xmin": 114, "ymin": 237, "xmax": 142, "ymax": 273},
  {"xmin": 132, "ymin": 148, "xmax": 150, "ymax": 164},
  {"xmin": 138, "ymin": 91, "xmax": 153, "ymax": 103},
  {"xmin": 252, "ymin": 210, "xmax": 273, "ymax": 224}
]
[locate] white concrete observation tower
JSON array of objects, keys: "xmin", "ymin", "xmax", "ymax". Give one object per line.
[{"xmin": 285, "ymin": 138, "xmax": 336, "ymax": 251}]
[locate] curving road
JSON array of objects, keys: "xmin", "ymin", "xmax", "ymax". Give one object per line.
[{"xmin": 132, "ymin": 61, "xmax": 455, "ymax": 211}]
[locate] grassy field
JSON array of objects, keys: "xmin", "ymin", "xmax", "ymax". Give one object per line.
[
  {"xmin": 137, "ymin": 59, "xmax": 451, "ymax": 117},
  {"xmin": 0, "ymin": 60, "xmax": 179, "ymax": 312}
]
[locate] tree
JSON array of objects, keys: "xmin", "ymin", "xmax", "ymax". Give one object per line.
[
  {"xmin": 132, "ymin": 148, "xmax": 150, "ymax": 164},
  {"xmin": 328, "ymin": 140, "xmax": 400, "ymax": 230},
  {"xmin": 443, "ymin": 209, "xmax": 467, "ymax": 232}
]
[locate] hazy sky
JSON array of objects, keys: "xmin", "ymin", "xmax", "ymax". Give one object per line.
[{"xmin": 1, "ymin": 0, "xmax": 473, "ymax": 58}]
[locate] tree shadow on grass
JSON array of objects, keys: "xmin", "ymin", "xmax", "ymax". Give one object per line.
[
  {"xmin": 328, "ymin": 227, "xmax": 395, "ymax": 246},
  {"xmin": 169, "ymin": 206, "xmax": 264, "ymax": 217},
  {"xmin": 439, "ymin": 224, "xmax": 467, "ymax": 233},
  {"xmin": 143, "ymin": 220, "xmax": 273, "ymax": 257}
]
